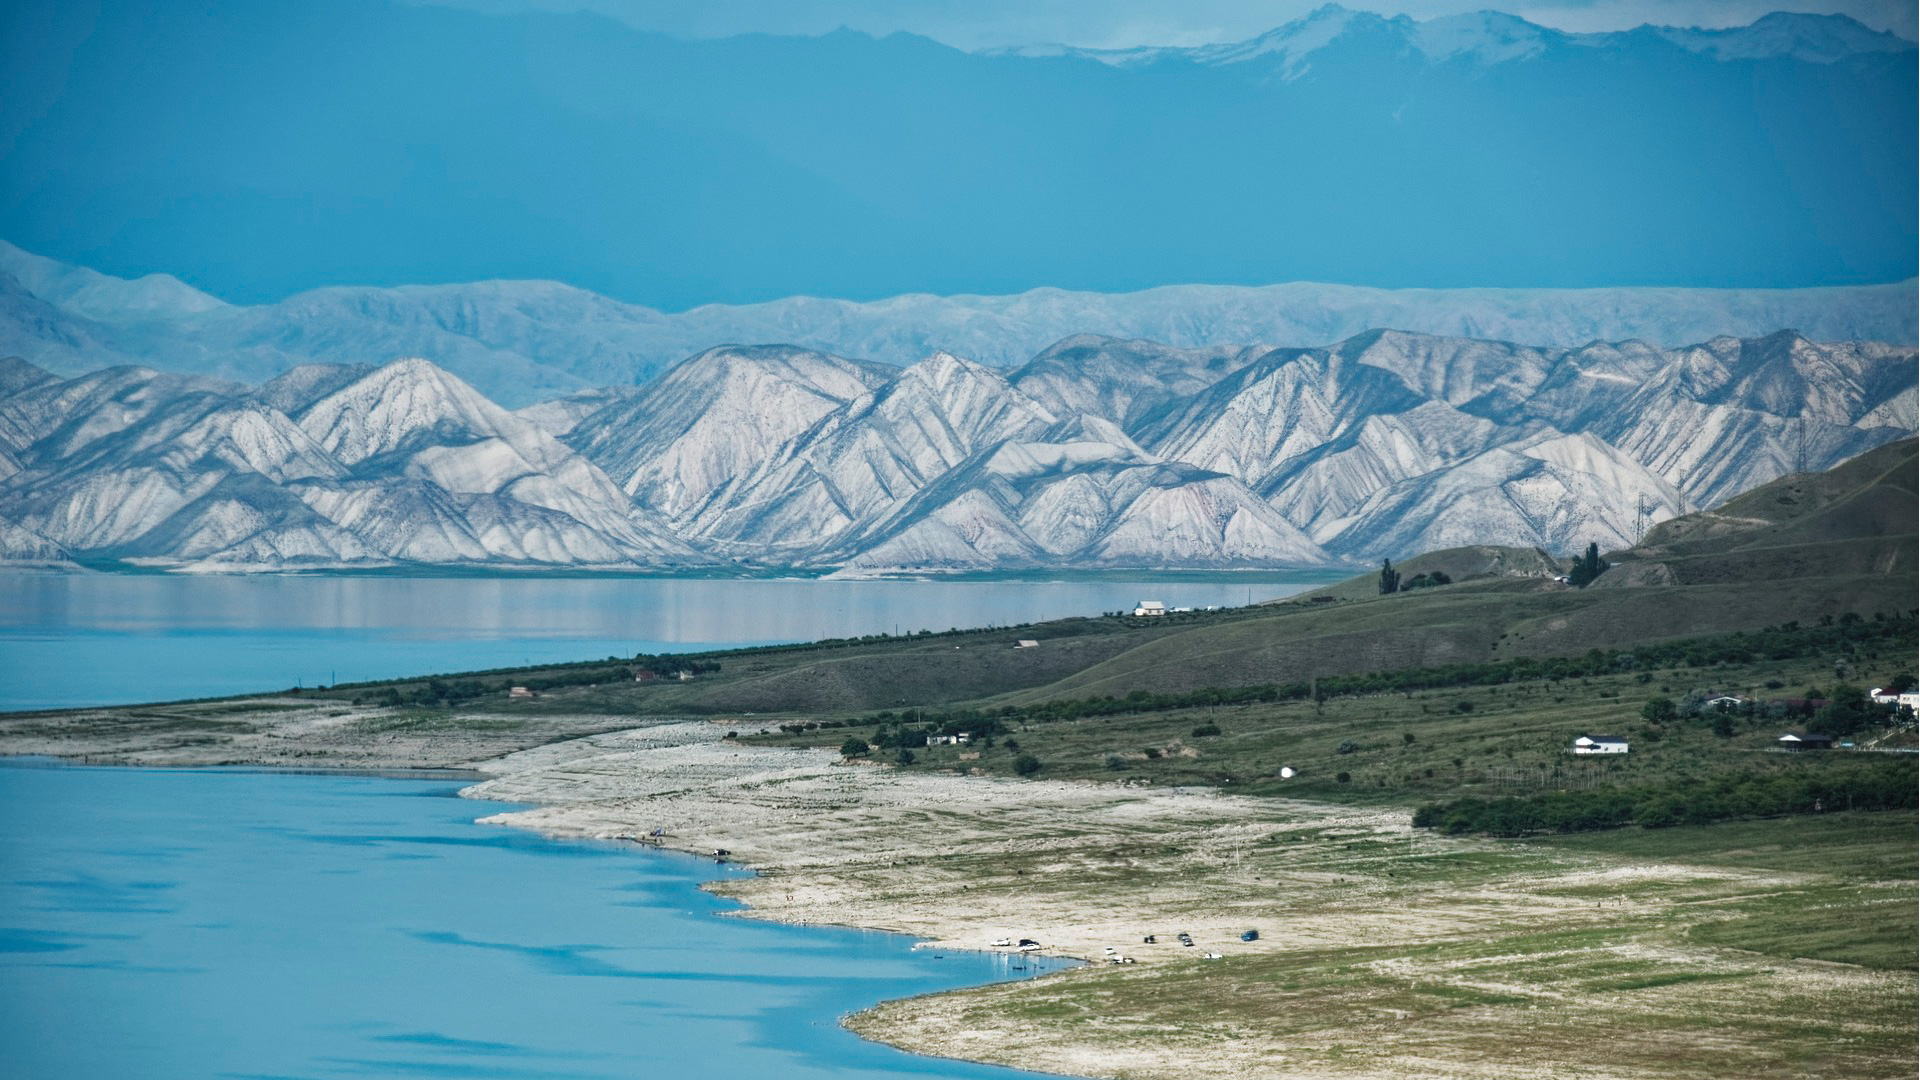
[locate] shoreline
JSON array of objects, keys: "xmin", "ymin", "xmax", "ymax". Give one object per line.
[
  {"xmin": 1, "ymin": 743, "xmax": 1100, "ymax": 1079},
  {"xmin": 4, "ymin": 704, "xmax": 1913, "ymax": 1079}
]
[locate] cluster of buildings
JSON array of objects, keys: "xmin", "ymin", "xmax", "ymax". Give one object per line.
[
  {"xmin": 1572, "ymin": 731, "xmax": 1850, "ymax": 754},
  {"xmin": 1568, "ymin": 686, "xmax": 1914, "ymax": 755},
  {"xmin": 1870, "ymin": 686, "xmax": 1920, "ymax": 710},
  {"xmin": 1130, "ymin": 600, "xmax": 1200, "ymax": 617}
]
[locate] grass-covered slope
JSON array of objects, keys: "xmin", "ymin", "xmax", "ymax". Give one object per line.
[{"xmin": 1601, "ymin": 436, "xmax": 1918, "ymax": 586}]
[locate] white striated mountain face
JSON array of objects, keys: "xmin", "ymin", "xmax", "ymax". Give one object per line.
[
  {"xmin": 676, "ymin": 352, "xmax": 1065, "ymax": 558},
  {"xmin": 0, "ymin": 326, "xmax": 1913, "ymax": 572},
  {"xmin": 568, "ymin": 345, "xmax": 895, "ymax": 519},
  {"xmin": 1315, "ymin": 433, "xmax": 1691, "ymax": 559},
  {"xmin": 1010, "ymin": 336, "xmax": 1262, "ymax": 428},
  {"xmin": 0, "ymin": 357, "xmax": 704, "ymax": 571}
]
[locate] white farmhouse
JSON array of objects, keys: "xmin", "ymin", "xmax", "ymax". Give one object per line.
[
  {"xmin": 1572, "ymin": 734, "xmax": 1629, "ymax": 755},
  {"xmin": 1133, "ymin": 600, "xmax": 1167, "ymax": 617}
]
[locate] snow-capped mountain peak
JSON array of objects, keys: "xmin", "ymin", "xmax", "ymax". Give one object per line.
[
  {"xmin": 1653, "ymin": 12, "xmax": 1916, "ymax": 65},
  {"xmin": 296, "ymin": 357, "xmax": 544, "ymax": 468}
]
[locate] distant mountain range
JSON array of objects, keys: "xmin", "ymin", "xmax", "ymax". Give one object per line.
[
  {"xmin": 1, "ymin": 329, "xmax": 1911, "ymax": 573},
  {"xmin": 4, "ymin": 2, "xmax": 1913, "ymax": 305},
  {"xmin": 3, "ymin": 242, "xmax": 1913, "ymax": 407},
  {"xmin": 1004, "ymin": 8, "xmax": 1915, "ymax": 68}
]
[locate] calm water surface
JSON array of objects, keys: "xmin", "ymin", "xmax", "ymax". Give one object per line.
[
  {"xmin": 0, "ymin": 573, "xmax": 1342, "ymax": 709},
  {"xmin": 0, "ymin": 761, "xmax": 1076, "ymax": 1080}
]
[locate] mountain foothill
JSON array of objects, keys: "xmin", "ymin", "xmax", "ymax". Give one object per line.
[{"xmin": 0, "ymin": 325, "xmax": 1911, "ymax": 574}]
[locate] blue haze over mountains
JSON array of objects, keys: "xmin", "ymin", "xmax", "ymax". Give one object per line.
[{"xmin": 3, "ymin": 0, "xmax": 1915, "ymax": 308}]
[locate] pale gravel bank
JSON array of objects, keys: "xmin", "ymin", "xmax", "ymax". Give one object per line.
[
  {"xmin": 465, "ymin": 719, "xmax": 1414, "ymax": 958},
  {"xmin": 455, "ymin": 717, "xmax": 1911, "ymax": 1080}
]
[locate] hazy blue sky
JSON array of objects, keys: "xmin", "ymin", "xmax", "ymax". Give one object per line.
[
  {"xmin": 421, "ymin": 0, "xmax": 1918, "ymax": 48},
  {"xmin": 2, "ymin": 0, "xmax": 1912, "ymax": 306}
]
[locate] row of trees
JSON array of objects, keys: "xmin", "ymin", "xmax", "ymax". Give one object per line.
[
  {"xmin": 346, "ymin": 656, "xmax": 725, "ymax": 706},
  {"xmin": 1566, "ymin": 542, "xmax": 1610, "ymax": 587},
  {"xmin": 1641, "ymin": 679, "xmax": 1914, "ymax": 738},
  {"xmin": 1378, "ymin": 559, "xmax": 1454, "ymax": 595},
  {"xmin": 1378, "ymin": 541, "xmax": 1609, "ymax": 596},
  {"xmin": 1412, "ymin": 758, "xmax": 1917, "ymax": 836}
]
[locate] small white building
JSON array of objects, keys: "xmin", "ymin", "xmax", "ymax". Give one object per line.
[
  {"xmin": 1704, "ymin": 695, "xmax": 1746, "ymax": 709},
  {"xmin": 1014, "ymin": 639, "xmax": 1040, "ymax": 649},
  {"xmin": 1133, "ymin": 600, "xmax": 1167, "ymax": 617},
  {"xmin": 1572, "ymin": 734, "xmax": 1629, "ymax": 755},
  {"xmin": 1778, "ymin": 732, "xmax": 1835, "ymax": 751},
  {"xmin": 508, "ymin": 686, "xmax": 536, "ymax": 700},
  {"xmin": 926, "ymin": 732, "xmax": 974, "ymax": 747},
  {"xmin": 1870, "ymin": 687, "xmax": 1919, "ymax": 709}
]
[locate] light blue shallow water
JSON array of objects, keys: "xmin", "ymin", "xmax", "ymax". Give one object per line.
[
  {"xmin": 0, "ymin": 761, "xmax": 1076, "ymax": 1080},
  {"xmin": 0, "ymin": 573, "xmax": 1343, "ymax": 710}
]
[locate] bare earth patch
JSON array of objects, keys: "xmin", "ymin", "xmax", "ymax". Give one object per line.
[{"xmin": 462, "ymin": 718, "xmax": 1916, "ymax": 1080}]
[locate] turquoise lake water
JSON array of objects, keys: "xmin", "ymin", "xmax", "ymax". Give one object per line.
[
  {"xmin": 0, "ymin": 572, "xmax": 1342, "ymax": 710},
  {"xmin": 0, "ymin": 761, "xmax": 1077, "ymax": 1080}
]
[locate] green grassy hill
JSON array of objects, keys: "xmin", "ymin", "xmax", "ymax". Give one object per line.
[{"xmin": 1602, "ymin": 437, "xmax": 1917, "ymax": 587}]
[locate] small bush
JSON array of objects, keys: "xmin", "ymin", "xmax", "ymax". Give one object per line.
[
  {"xmin": 1336, "ymin": 771, "xmax": 1352, "ymax": 784},
  {"xmin": 1335, "ymin": 740, "xmax": 1360, "ymax": 755},
  {"xmin": 896, "ymin": 749, "xmax": 916, "ymax": 765},
  {"xmin": 1191, "ymin": 723, "xmax": 1221, "ymax": 738},
  {"xmin": 840, "ymin": 736, "xmax": 870, "ymax": 758},
  {"xmin": 1013, "ymin": 754, "xmax": 1043, "ymax": 777}
]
